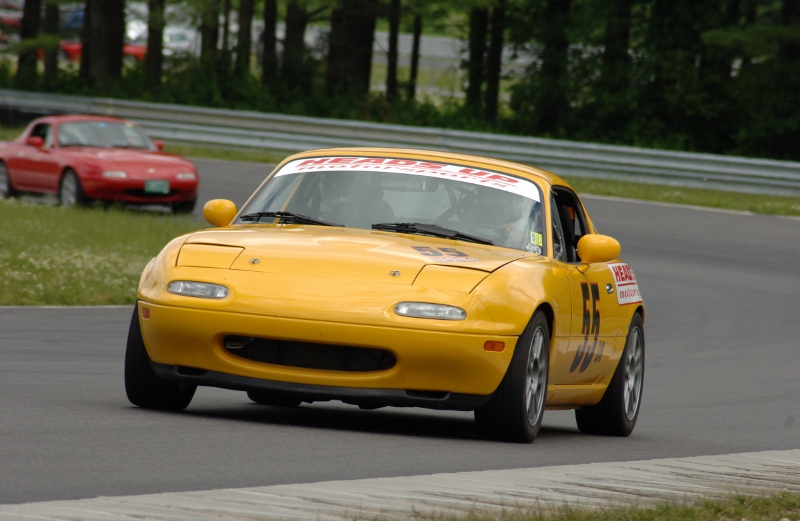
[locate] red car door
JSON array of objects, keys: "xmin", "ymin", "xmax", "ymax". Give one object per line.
[{"xmin": 17, "ymin": 123, "xmax": 62, "ymax": 193}]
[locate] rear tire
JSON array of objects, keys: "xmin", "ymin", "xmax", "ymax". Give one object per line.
[
  {"xmin": 474, "ymin": 311, "xmax": 549, "ymax": 443},
  {"xmin": 125, "ymin": 304, "xmax": 196, "ymax": 411},
  {"xmin": 575, "ymin": 312, "xmax": 644, "ymax": 436},
  {"xmin": 247, "ymin": 390, "xmax": 301, "ymax": 408},
  {"xmin": 0, "ymin": 161, "xmax": 16, "ymax": 199},
  {"xmin": 59, "ymin": 169, "xmax": 88, "ymax": 207}
]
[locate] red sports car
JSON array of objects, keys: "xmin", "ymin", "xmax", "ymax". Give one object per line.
[{"xmin": 0, "ymin": 115, "xmax": 198, "ymax": 213}]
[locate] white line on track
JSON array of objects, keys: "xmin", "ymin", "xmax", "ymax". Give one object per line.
[{"xmin": 2, "ymin": 450, "xmax": 799, "ymax": 521}]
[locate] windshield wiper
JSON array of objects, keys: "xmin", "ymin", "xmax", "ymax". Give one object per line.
[
  {"xmin": 239, "ymin": 211, "xmax": 343, "ymax": 227},
  {"xmin": 371, "ymin": 222, "xmax": 493, "ymax": 245}
]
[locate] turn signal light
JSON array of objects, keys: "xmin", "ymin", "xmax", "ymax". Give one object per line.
[{"xmin": 484, "ymin": 341, "xmax": 505, "ymax": 352}]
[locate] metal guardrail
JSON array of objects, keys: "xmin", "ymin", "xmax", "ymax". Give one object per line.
[{"xmin": 2, "ymin": 88, "xmax": 800, "ymax": 196}]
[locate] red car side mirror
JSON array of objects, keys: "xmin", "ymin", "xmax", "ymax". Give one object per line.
[
  {"xmin": 153, "ymin": 140, "xmax": 165, "ymax": 152},
  {"xmin": 26, "ymin": 136, "xmax": 44, "ymax": 148}
]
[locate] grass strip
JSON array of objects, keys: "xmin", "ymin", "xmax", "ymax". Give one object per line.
[
  {"xmin": 570, "ymin": 177, "xmax": 800, "ymax": 217},
  {"xmin": 3, "ymin": 125, "xmax": 800, "ymax": 218},
  {"xmin": 381, "ymin": 492, "xmax": 800, "ymax": 521},
  {"xmin": 0, "ymin": 199, "xmax": 203, "ymax": 305},
  {"xmin": 162, "ymin": 142, "xmax": 287, "ymax": 165}
]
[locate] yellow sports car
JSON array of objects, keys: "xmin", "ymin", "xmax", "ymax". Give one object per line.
[{"xmin": 125, "ymin": 148, "xmax": 645, "ymax": 443}]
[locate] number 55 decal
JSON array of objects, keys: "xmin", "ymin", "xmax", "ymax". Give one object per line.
[{"xmin": 570, "ymin": 282, "xmax": 605, "ymax": 373}]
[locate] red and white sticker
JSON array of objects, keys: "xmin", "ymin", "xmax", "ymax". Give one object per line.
[
  {"xmin": 276, "ymin": 156, "xmax": 541, "ymax": 202},
  {"xmin": 608, "ymin": 262, "xmax": 642, "ymax": 305}
]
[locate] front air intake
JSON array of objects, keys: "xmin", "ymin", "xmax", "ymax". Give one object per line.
[{"xmin": 223, "ymin": 336, "xmax": 396, "ymax": 372}]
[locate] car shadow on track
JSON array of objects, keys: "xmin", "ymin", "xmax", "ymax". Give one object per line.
[{"xmin": 159, "ymin": 400, "xmax": 584, "ymax": 442}]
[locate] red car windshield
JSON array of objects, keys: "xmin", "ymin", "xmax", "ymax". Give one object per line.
[{"xmin": 57, "ymin": 121, "xmax": 155, "ymax": 150}]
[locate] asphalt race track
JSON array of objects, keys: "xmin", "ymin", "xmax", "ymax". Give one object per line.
[{"xmin": 1, "ymin": 157, "xmax": 798, "ymax": 506}]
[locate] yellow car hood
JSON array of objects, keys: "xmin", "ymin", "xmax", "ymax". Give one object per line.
[{"xmin": 178, "ymin": 225, "xmax": 527, "ymax": 285}]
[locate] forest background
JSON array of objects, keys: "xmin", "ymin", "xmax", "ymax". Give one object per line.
[{"xmin": 3, "ymin": 0, "xmax": 799, "ymax": 162}]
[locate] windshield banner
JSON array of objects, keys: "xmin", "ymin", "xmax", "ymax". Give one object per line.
[{"xmin": 276, "ymin": 156, "xmax": 541, "ymax": 202}]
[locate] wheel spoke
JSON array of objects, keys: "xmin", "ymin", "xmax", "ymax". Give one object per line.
[
  {"xmin": 526, "ymin": 328, "xmax": 546, "ymax": 424},
  {"xmin": 623, "ymin": 327, "xmax": 643, "ymax": 421},
  {"xmin": 0, "ymin": 166, "xmax": 8, "ymax": 198},
  {"xmin": 61, "ymin": 176, "xmax": 77, "ymax": 206}
]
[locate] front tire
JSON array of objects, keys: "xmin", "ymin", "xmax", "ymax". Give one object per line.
[
  {"xmin": 59, "ymin": 169, "xmax": 88, "ymax": 207},
  {"xmin": 575, "ymin": 312, "xmax": 644, "ymax": 436},
  {"xmin": 0, "ymin": 161, "xmax": 16, "ymax": 199},
  {"xmin": 474, "ymin": 311, "xmax": 550, "ymax": 443},
  {"xmin": 125, "ymin": 304, "xmax": 196, "ymax": 411}
]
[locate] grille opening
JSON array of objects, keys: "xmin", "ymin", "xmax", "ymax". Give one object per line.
[
  {"xmin": 123, "ymin": 188, "xmax": 180, "ymax": 198},
  {"xmin": 223, "ymin": 336, "xmax": 396, "ymax": 372},
  {"xmin": 224, "ymin": 335, "xmax": 254, "ymax": 349}
]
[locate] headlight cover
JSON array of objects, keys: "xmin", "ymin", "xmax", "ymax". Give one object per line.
[
  {"xmin": 394, "ymin": 302, "xmax": 467, "ymax": 321},
  {"xmin": 167, "ymin": 281, "xmax": 229, "ymax": 299}
]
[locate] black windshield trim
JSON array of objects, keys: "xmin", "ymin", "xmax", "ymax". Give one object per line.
[
  {"xmin": 240, "ymin": 211, "xmax": 344, "ymax": 227},
  {"xmin": 371, "ymin": 222, "xmax": 494, "ymax": 245}
]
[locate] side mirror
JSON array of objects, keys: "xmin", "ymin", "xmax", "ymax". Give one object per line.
[
  {"xmin": 577, "ymin": 234, "xmax": 621, "ymax": 264},
  {"xmin": 153, "ymin": 140, "xmax": 164, "ymax": 152},
  {"xmin": 203, "ymin": 199, "xmax": 237, "ymax": 227},
  {"xmin": 26, "ymin": 136, "xmax": 44, "ymax": 148}
]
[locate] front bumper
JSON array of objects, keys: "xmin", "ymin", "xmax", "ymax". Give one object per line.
[
  {"xmin": 81, "ymin": 177, "xmax": 197, "ymax": 204},
  {"xmin": 152, "ymin": 363, "xmax": 491, "ymax": 410},
  {"xmin": 138, "ymin": 301, "xmax": 518, "ymax": 400}
]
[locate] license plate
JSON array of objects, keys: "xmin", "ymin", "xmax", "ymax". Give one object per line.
[{"xmin": 144, "ymin": 180, "xmax": 170, "ymax": 194}]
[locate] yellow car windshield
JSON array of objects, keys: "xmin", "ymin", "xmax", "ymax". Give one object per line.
[{"xmin": 239, "ymin": 156, "xmax": 545, "ymax": 252}]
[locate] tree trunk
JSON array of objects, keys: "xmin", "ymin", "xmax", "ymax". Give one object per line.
[
  {"xmin": 200, "ymin": 0, "xmax": 220, "ymax": 63},
  {"xmin": 281, "ymin": 0, "xmax": 308, "ymax": 80},
  {"xmin": 220, "ymin": 0, "xmax": 232, "ymax": 75},
  {"xmin": 80, "ymin": 0, "xmax": 93, "ymax": 81},
  {"xmin": 87, "ymin": 0, "xmax": 125, "ymax": 92},
  {"xmin": 533, "ymin": 0, "xmax": 571, "ymax": 134},
  {"xmin": 261, "ymin": 0, "xmax": 278, "ymax": 86},
  {"xmin": 43, "ymin": 1, "xmax": 60, "ymax": 89},
  {"xmin": 235, "ymin": 0, "xmax": 255, "ymax": 78},
  {"xmin": 780, "ymin": 0, "xmax": 800, "ymax": 60},
  {"xmin": 386, "ymin": 0, "xmax": 400, "ymax": 101},
  {"xmin": 326, "ymin": 0, "xmax": 379, "ymax": 98},
  {"xmin": 144, "ymin": 0, "xmax": 166, "ymax": 92},
  {"xmin": 485, "ymin": 0, "xmax": 506, "ymax": 121},
  {"xmin": 16, "ymin": 0, "xmax": 42, "ymax": 89},
  {"xmin": 466, "ymin": 7, "xmax": 488, "ymax": 113},
  {"xmin": 407, "ymin": 13, "xmax": 421, "ymax": 100},
  {"xmin": 601, "ymin": 0, "xmax": 632, "ymax": 94}
]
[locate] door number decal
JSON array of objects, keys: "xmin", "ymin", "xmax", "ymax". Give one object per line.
[{"xmin": 570, "ymin": 282, "xmax": 605, "ymax": 373}]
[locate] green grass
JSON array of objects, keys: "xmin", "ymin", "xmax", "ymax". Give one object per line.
[
  {"xmin": 162, "ymin": 142, "xmax": 287, "ymax": 164},
  {"xmin": 569, "ymin": 177, "xmax": 800, "ymax": 217},
  {"xmin": 0, "ymin": 199, "xmax": 203, "ymax": 305},
  {"xmin": 1, "ymin": 125, "xmax": 797, "ymax": 306},
  {"xmin": 5, "ymin": 124, "xmax": 799, "ymax": 217},
  {"xmin": 492, "ymin": 492, "xmax": 800, "ymax": 521}
]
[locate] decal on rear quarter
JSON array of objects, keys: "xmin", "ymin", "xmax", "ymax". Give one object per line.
[{"xmin": 607, "ymin": 262, "xmax": 642, "ymax": 305}]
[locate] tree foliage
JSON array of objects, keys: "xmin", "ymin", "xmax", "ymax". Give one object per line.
[{"xmin": 8, "ymin": 0, "xmax": 800, "ymax": 161}]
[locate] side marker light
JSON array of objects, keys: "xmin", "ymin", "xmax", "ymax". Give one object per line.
[{"xmin": 484, "ymin": 341, "xmax": 505, "ymax": 352}]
